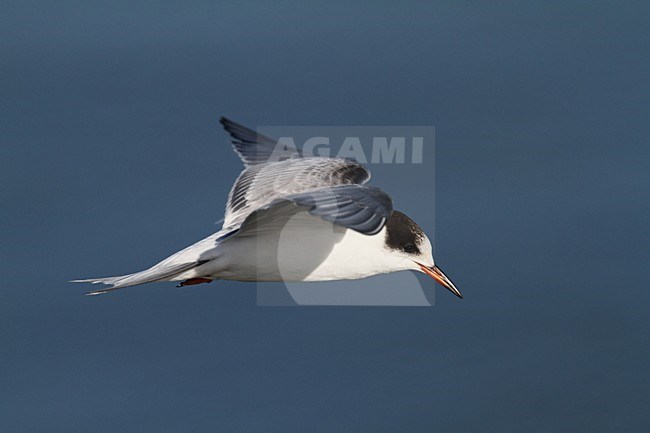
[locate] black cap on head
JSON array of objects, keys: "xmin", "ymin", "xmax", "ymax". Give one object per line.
[{"xmin": 384, "ymin": 210, "xmax": 425, "ymax": 255}]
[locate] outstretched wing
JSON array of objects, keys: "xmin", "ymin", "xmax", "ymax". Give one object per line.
[
  {"xmin": 220, "ymin": 117, "xmax": 300, "ymax": 167},
  {"xmin": 233, "ymin": 184, "xmax": 393, "ymax": 237},
  {"xmin": 222, "ymin": 157, "xmax": 371, "ymax": 231}
]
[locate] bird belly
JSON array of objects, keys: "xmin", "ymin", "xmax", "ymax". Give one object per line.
[{"xmin": 207, "ymin": 214, "xmax": 397, "ymax": 282}]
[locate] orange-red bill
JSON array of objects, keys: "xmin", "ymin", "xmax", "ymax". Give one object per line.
[{"xmin": 417, "ymin": 262, "xmax": 463, "ymax": 299}]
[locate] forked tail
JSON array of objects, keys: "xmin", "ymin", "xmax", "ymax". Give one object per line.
[{"xmin": 71, "ymin": 260, "xmax": 208, "ymax": 296}]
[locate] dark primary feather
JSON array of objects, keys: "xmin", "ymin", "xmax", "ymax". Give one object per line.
[
  {"xmin": 220, "ymin": 117, "xmax": 300, "ymax": 166},
  {"xmin": 223, "ymin": 157, "xmax": 371, "ymax": 230},
  {"xmin": 218, "ymin": 118, "xmax": 388, "ymax": 235},
  {"xmin": 233, "ymin": 184, "xmax": 393, "ymax": 236},
  {"xmin": 287, "ymin": 185, "xmax": 393, "ymax": 235}
]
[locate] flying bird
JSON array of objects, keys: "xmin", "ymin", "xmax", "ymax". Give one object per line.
[{"xmin": 73, "ymin": 117, "xmax": 462, "ymax": 298}]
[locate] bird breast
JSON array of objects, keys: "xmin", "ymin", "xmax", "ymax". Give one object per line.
[{"xmin": 210, "ymin": 212, "xmax": 409, "ymax": 282}]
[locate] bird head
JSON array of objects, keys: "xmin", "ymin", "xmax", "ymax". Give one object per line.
[{"xmin": 384, "ymin": 211, "xmax": 462, "ymax": 299}]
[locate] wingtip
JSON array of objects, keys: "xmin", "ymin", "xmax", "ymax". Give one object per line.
[
  {"xmin": 70, "ymin": 278, "xmax": 107, "ymax": 285},
  {"xmin": 84, "ymin": 286, "xmax": 122, "ymax": 296},
  {"xmin": 219, "ymin": 116, "xmax": 236, "ymax": 129},
  {"xmin": 72, "ymin": 278, "xmax": 121, "ymax": 295}
]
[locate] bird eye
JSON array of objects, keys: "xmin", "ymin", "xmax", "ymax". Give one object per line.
[{"xmin": 404, "ymin": 244, "xmax": 417, "ymax": 253}]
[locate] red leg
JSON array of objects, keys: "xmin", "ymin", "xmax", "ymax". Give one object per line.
[{"xmin": 177, "ymin": 277, "xmax": 213, "ymax": 287}]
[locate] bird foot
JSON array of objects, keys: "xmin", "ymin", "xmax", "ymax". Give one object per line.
[{"xmin": 176, "ymin": 278, "xmax": 213, "ymax": 287}]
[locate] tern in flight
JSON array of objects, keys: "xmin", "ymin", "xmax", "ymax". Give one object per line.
[{"xmin": 73, "ymin": 118, "xmax": 462, "ymax": 298}]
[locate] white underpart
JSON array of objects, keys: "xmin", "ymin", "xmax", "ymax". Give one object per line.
[
  {"xmin": 174, "ymin": 211, "xmax": 428, "ymax": 283},
  {"xmin": 74, "ymin": 120, "xmax": 439, "ymax": 293}
]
